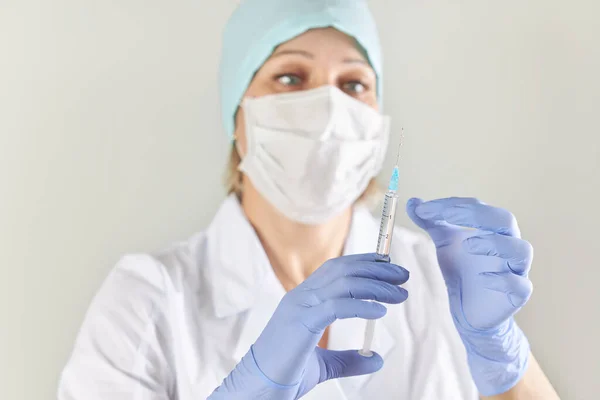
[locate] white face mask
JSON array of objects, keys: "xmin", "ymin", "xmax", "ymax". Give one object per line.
[{"xmin": 239, "ymin": 85, "xmax": 390, "ymax": 225}]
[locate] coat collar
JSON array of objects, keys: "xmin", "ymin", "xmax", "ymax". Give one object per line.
[{"xmin": 205, "ymin": 196, "xmax": 396, "ymax": 394}]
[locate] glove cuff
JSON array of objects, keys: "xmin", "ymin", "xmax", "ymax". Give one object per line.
[
  {"xmin": 460, "ymin": 318, "xmax": 530, "ymax": 397},
  {"xmin": 209, "ymin": 346, "xmax": 300, "ymax": 400}
]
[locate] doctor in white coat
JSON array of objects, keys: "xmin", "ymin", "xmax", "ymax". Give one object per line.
[{"xmin": 58, "ymin": 0, "xmax": 559, "ymax": 399}]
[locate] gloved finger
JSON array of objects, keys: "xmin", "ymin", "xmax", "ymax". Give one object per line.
[
  {"xmin": 407, "ymin": 198, "xmax": 438, "ymax": 230},
  {"xmin": 463, "ymin": 234, "xmax": 533, "ymax": 275},
  {"xmin": 314, "ymin": 277, "xmax": 408, "ymax": 304},
  {"xmin": 341, "ymin": 262, "xmax": 409, "ymax": 285},
  {"xmin": 315, "ymin": 347, "xmax": 384, "ymax": 383},
  {"xmin": 478, "ymin": 272, "xmax": 533, "ymax": 308},
  {"xmin": 308, "ymin": 299, "xmax": 388, "ymax": 330},
  {"xmin": 440, "ymin": 203, "xmax": 521, "ymax": 237},
  {"xmin": 307, "ymin": 253, "xmax": 388, "ymax": 282},
  {"xmin": 407, "ymin": 198, "xmax": 460, "ymax": 247},
  {"xmin": 412, "ymin": 197, "xmax": 483, "ymax": 221},
  {"xmin": 332, "ymin": 253, "xmax": 386, "ymax": 263},
  {"xmin": 305, "ymin": 260, "xmax": 409, "ymax": 288}
]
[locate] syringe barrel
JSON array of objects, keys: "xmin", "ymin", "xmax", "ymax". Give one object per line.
[{"xmin": 376, "ymin": 191, "xmax": 399, "ymax": 256}]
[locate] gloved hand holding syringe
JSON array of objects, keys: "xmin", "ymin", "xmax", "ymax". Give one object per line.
[
  {"xmin": 359, "ymin": 136, "xmax": 403, "ymax": 357},
  {"xmin": 209, "ymin": 134, "xmax": 411, "ymax": 398}
]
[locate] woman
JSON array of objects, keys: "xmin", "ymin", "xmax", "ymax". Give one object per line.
[{"xmin": 58, "ymin": 1, "xmax": 559, "ymax": 399}]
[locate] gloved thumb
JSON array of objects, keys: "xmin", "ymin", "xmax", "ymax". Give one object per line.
[
  {"xmin": 315, "ymin": 347, "xmax": 383, "ymax": 383},
  {"xmin": 407, "ymin": 198, "xmax": 435, "ymax": 231}
]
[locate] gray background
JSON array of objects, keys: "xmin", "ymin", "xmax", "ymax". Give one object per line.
[{"xmin": 1, "ymin": 1, "xmax": 598, "ymax": 398}]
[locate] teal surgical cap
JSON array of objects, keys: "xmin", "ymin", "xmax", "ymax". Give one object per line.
[{"xmin": 219, "ymin": 0, "xmax": 383, "ymax": 139}]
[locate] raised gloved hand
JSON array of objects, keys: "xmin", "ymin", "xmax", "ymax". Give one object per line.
[
  {"xmin": 209, "ymin": 253, "xmax": 410, "ymax": 400},
  {"xmin": 407, "ymin": 197, "xmax": 532, "ymax": 396}
]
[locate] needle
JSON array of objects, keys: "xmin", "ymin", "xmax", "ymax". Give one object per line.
[{"xmin": 395, "ymin": 127, "xmax": 404, "ymax": 165}]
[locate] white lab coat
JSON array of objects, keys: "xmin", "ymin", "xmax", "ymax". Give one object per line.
[{"xmin": 58, "ymin": 195, "xmax": 478, "ymax": 399}]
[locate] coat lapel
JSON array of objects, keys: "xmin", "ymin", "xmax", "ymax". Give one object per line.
[{"xmin": 232, "ymin": 271, "xmax": 285, "ymax": 362}]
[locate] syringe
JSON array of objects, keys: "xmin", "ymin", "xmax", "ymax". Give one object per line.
[{"xmin": 359, "ymin": 139, "xmax": 402, "ymax": 357}]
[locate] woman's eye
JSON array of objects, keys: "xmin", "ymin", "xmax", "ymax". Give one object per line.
[
  {"xmin": 343, "ymin": 81, "xmax": 367, "ymax": 94},
  {"xmin": 276, "ymin": 74, "xmax": 302, "ymax": 86}
]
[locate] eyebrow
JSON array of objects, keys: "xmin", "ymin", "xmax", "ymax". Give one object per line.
[
  {"xmin": 270, "ymin": 50, "xmax": 370, "ymax": 66},
  {"xmin": 342, "ymin": 58, "xmax": 370, "ymax": 65},
  {"xmin": 270, "ymin": 49, "xmax": 315, "ymax": 59}
]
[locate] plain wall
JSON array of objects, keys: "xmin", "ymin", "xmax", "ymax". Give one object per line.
[{"xmin": 1, "ymin": 1, "xmax": 598, "ymax": 399}]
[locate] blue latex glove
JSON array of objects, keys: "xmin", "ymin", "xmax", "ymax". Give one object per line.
[
  {"xmin": 209, "ymin": 253, "xmax": 410, "ymax": 400},
  {"xmin": 407, "ymin": 197, "xmax": 532, "ymax": 396}
]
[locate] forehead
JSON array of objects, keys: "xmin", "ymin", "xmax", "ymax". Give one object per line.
[{"xmin": 273, "ymin": 27, "xmax": 368, "ymax": 61}]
